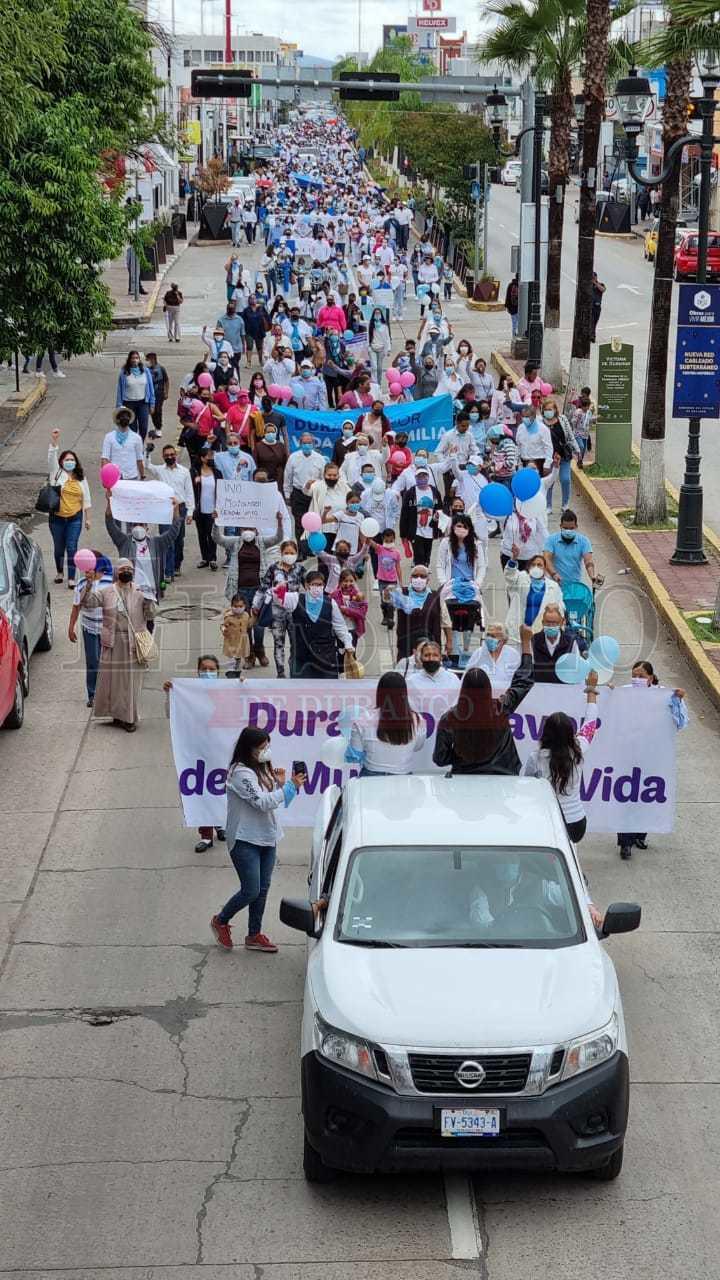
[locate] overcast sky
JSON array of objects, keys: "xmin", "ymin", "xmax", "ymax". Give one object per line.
[{"xmin": 149, "ymin": 0, "xmax": 483, "ymax": 61}]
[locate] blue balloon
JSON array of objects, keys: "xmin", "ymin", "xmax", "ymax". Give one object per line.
[
  {"xmin": 344, "ymin": 329, "xmax": 354, "ymax": 340},
  {"xmin": 479, "ymin": 482, "xmax": 513, "ymax": 519},
  {"xmin": 511, "ymin": 467, "xmax": 541, "ymax": 501},
  {"xmin": 589, "ymin": 635, "xmax": 620, "ymax": 668},
  {"xmin": 555, "ymin": 653, "xmax": 590, "ymax": 685},
  {"xmin": 307, "ymin": 531, "xmax": 327, "ymax": 554}
]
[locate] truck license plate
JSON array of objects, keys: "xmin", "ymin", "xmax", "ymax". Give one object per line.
[{"xmin": 441, "ymin": 1108, "xmax": 501, "ymax": 1138}]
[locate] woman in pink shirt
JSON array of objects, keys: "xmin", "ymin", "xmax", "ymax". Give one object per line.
[
  {"xmin": 339, "ymin": 372, "xmax": 374, "ymax": 409},
  {"xmin": 316, "ymin": 294, "xmax": 347, "ymax": 334}
]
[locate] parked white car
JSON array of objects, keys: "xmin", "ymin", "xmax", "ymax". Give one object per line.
[
  {"xmin": 501, "ymin": 159, "xmax": 522, "ymax": 186},
  {"xmin": 281, "ymin": 775, "xmax": 640, "ymax": 1183}
]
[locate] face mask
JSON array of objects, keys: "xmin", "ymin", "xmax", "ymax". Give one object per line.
[
  {"xmin": 301, "ymin": 443, "xmax": 313, "ymax": 455},
  {"xmin": 348, "ymin": 502, "xmax": 360, "ymax": 513},
  {"xmin": 411, "ymin": 576, "xmax": 427, "ymax": 593},
  {"xmin": 526, "ymin": 420, "xmax": 539, "ymax": 434},
  {"xmin": 336, "ymin": 549, "xmax": 349, "ymax": 561},
  {"xmin": 228, "ymin": 389, "xmax": 239, "ymax": 400},
  {"xmin": 424, "ymin": 361, "xmax": 434, "ymax": 370},
  {"xmin": 264, "ymin": 432, "xmax": 277, "ymax": 444},
  {"xmin": 467, "ymin": 464, "xmax": 479, "ymax": 476},
  {"xmin": 199, "ymin": 669, "xmax": 219, "ymax": 679},
  {"xmin": 561, "ymin": 530, "xmax": 576, "ymax": 542},
  {"xmin": 131, "ymin": 526, "xmax": 146, "ymax": 542},
  {"xmin": 543, "ymin": 409, "xmax": 555, "ymax": 421},
  {"xmin": 469, "ymin": 413, "xmax": 480, "ymax": 424},
  {"xmin": 231, "ymin": 606, "xmax": 246, "ymax": 615},
  {"xmin": 130, "ymin": 361, "xmax": 139, "ymax": 370},
  {"xmin": 256, "ymin": 746, "xmax": 272, "ymax": 763},
  {"xmin": 228, "ymin": 446, "xmax": 241, "ymax": 458},
  {"xmin": 281, "ymin": 552, "xmax": 297, "ymax": 565},
  {"xmin": 164, "ymin": 456, "xmax": 176, "ymax": 467},
  {"xmin": 301, "ymin": 369, "xmax": 312, "ymax": 379},
  {"xmin": 326, "ymin": 476, "xmax": 338, "ymax": 488},
  {"xmin": 632, "ymin": 676, "xmax": 650, "ymax": 687},
  {"xmin": 383, "ymin": 540, "xmax": 395, "ymax": 549},
  {"xmin": 219, "ymin": 359, "xmax": 229, "ymax": 369},
  {"xmin": 422, "ymin": 660, "xmax": 441, "ymax": 674},
  {"xmin": 529, "ymin": 566, "xmax": 545, "ymax": 580},
  {"xmin": 241, "ymin": 530, "xmax": 256, "ymax": 542},
  {"xmin": 115, "ymin": 430, "xmax": 129, "ymax": 443},
  {"xmin": 118, "ymin": 570, "xmax": 133, "ymax": 583},
  {"xmin": 62, "ymin": 459, "xmax": 76, "ymax": 472},
  {"xmin": 308, "ymin": 584, "xmax": 324, "ymax": 599},
  {"xmin": 357, "ymin": 444, "xmax": 368, "ymax": 456},
  {"xmin": 342, "ymin": 427, "xmax": 353, "ymax": 438},
  {"xmin": 485, "ymin": 637, "xmax": 499, "ymax": 653},
  {"xmin": 361, "ymin": 473, "xmax": 374, "ymax": 486},
  {"xmin": 544, "ymin": 625, "xmax": 561, "ymax": 639},
  {"xmin": 416, "ymin": 474, "xmax": 429, "ymax": 488}
]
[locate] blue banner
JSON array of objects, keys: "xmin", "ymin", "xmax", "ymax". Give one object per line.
[
  {"xmin": 673, "ymin": 283, "xmax": 720, "ymax": 420},
  {"xmin": 281, "ymin": 394, "xmax": 454, "ymax": 457}
]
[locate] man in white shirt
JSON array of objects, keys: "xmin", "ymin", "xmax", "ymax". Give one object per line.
[
  {"xmin": 102, "ymin": 408, "xmax": 145, "ymax": 480},
  {"xmin": 516, "ymin": 409, "xmax": 553, "ymax": 469},
  {"xmin": 395, "ymin": 202, "xmax": 413, "ymax": 250},
  {"xmin": 289, "ymin": 360, "xmax": 327, "ymax": 410},
  {"xmin": 356, "ymin": 256, "xmax": 374, "ymax": 289},
  {"xmin": 418, "ymin": 256, "xmax": 439, "ymax": 290},
  {"xmin": 226, "ymin": 199, "xmax": 244, "ymax": 247},
  {"xmin": 375, "ymin": 235, "xmax": 395, "ymax": 271},
  {"xmin": 147, "ymin": 442, "xmax": 194, "ymax": 578},
  {"xmin": 214, "ymin": 433, "xmax": 256, "ymax": 482},
  {"xmin": 439, "ymin": 417, "xmax": 475, "ymax": 470},
  {"xmin": 406, "ymin": 640, "xmax": 461, "ymax": 695},
  {"xmin": 341, "ymin": 435, "xmax": 385, "ymax": 488},
  {"xmin": 283, "ymin": 433, "xmax": 326, "ymax": 540}
]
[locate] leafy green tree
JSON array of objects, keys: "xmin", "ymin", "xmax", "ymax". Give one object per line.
[{"xmin": 0, "ymin": 0, "xmax": 66, "ymax": 150}]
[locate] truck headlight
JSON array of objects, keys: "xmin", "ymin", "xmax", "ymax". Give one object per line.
[
  {"xmin": 561, "ymin": 1014, "xmax": 618, "ymax": 1081},
  {"xmin": 314, "ymin": 1015, "xmax": 378, "ymax": 1081}
]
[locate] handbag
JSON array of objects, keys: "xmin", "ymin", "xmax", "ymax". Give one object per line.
[
  {"xmin": 35, "ymin": 483, "xmax": 61, "ymax": 514},
  {"xmin": 115, "ymin": 588, "xmax": 158, "ymax": 668}
]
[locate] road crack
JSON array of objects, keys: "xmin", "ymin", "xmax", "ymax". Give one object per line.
[{"xmin": 194, "ymin": 1099, "xmax": 252, "ymax": 1263}]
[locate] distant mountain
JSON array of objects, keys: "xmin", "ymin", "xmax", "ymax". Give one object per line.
[{"xmin": 298, "ymin": 53, "xmax": 334, "ymax": 67}]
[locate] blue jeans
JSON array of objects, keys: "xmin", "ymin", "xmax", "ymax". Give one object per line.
[
  {"xmin": 217, "ymin": 840, "xmax": 276, "ymax": 933},
  {"xmin": 546, "ymin": 459, "xmax": 572, "ymax": 512},
  {"xmin": 124, "ymin": 399, "xmax": 150, "ymax": 441},
  {"xmin": 237, "ymin": 586, "xmax": 265, "ymax": 655},
  {"xmin": 49, "ymin": 511, "xmax": 82, "ymax": 580},
  {"xmin": 82, "ymin": 628, "xmax": 102, "ymax": 700}
]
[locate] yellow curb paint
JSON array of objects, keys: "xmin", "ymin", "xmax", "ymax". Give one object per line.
[
  {"xmin": 466, "ymin": 300, "xmax": 505, "ymax": 313},
  {"xmin": 572, "ymin": 461, "xmax": 720, "ymax": 710},
  {"xmin": 630, "ymin": 442, "xmax": 720, "ymax": 558}
]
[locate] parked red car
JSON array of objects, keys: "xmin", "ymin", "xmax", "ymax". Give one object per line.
[
  {"xmin": 0, "ymin": 607, "xmax": 24, "ymax": 729},
  {"xmin": 674, "ymin": 231, "xmax": 720, "ymax": 281}
]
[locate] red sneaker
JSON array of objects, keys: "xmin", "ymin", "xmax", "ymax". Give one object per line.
[
  {"xmin": 211, "ymin": 915, "xmax": 233, "ymax": 949},
  {"xmin": 245, "ymin": 932, "xmax": 278, "ymax": 953}
]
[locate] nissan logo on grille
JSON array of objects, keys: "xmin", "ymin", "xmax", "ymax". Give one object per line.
[{"xmin": 455, "ymin": 1060, "xmax": 486, "ymax": 1089}]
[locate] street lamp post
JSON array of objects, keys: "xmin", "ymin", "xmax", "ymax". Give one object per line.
[
  {"xmin": 527, "ymin": 90, "xmax": 548, "ymax": 365},
  {"xmin": 615, "ymin": 63, "xmax": 720, "ymax": 565},
  {"xmin": 574, "ymin": 93, "xmax": 585, "ymax": 177}
]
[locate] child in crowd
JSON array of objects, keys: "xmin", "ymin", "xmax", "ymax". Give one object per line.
[
  {"xmin": 319, "ymin": 534, "xmax": 369, "ymax": 593},
  {"xmin": 331, "ymin": 568, "xmax": 368, "ymax": 650},
  {"xmin": 373, "ymin": 528, "xmax": 403, "ymax": 629},
  {"xmin": 221, "ymin": 593, "xmax": 252, "ymax": 677}
]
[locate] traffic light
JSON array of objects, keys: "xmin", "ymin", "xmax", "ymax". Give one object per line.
[
  {"xmin": 339, "ymin": 72, "xmax": 400, "ymax": 102},
  {"xmin": 191, "ymin": 69, "xmax": 253, "ymax": 99},
  {"xmin": 687, "ymin": 98, "xmax": 701, "ymax": 120}
]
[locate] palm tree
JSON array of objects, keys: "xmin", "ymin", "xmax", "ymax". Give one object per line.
[
  {"xmin": 479, "ymin": 0, "xmax": 585, "ymax": 389},
  {"xmin": 566, "ymin": 0, "xmax": 612, "ymax": 404},
  {"xmin": 633, "ymin": 7, "xmax": 720, "ymax": 523}
]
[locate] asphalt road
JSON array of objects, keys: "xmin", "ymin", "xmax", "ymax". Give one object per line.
[{"xmin": 0, "ymin": 234, "xmax": 719, "ymax": 1278}]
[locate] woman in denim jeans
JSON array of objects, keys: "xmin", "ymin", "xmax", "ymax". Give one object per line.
[
  {"xmin": 210, "ymin": 728, "xmax": 306, "ymax": 952},
  {"xmin": 48, "ymin": 430, "xmax": 91, "ymax": 585}
]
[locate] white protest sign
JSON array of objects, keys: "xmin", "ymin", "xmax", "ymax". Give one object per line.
[
  {"xmin": 216, "ymin": 479, "xmax": 279, "ymax": 529},
  {"xmin": 111, "ymin": 479, "xmax": 174, "ymax": 525},
  {"xmin": 169, "ymin": 679, "xmax": 678, "ymax": 833},
  {"xmin": 335, "ymin": 518, "xmax": 360, "ymax": 553}
]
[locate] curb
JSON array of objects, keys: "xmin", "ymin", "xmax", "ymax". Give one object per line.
[
  {"xmin": 111, "ymin": 229, "xmax": 198, "ymax": 328},
  {"xmin": 572, "ymin": 462, "xmax": 720, "ymax": 711},
  {"xmin": 0, "ymin": 377, "xmax": 47, "ymax": 433},
  {"xmin": 466, "ymin": 299, "xmax": 505, "ymax": 313}
]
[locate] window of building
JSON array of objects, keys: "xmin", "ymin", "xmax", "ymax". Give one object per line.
[
  {"xmin": 204, "ymin": 49, "xmax": 224, "ymax": 64},
  {"xmin": 184, "ymin": 49, "xmax": 202, "ymax": 67}
]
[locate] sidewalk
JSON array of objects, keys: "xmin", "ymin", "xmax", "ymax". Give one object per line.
[
  {"xmin": 492, "ymin": 346, "xmax": 720, "ymax": 708},
  {"xmin": 104, "ymin": 218, "xmax": 198, "ymax": 328}
]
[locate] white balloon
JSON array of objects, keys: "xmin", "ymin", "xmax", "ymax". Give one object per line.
[
  {"xmin": 587, "ymin": 664, "xmax": 614, "ymax": 686},
  {"xmin": 360, "ymin": 517, "xmax": 380, "ymax": 538}
]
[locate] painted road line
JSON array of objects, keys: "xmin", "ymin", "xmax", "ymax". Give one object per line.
[{"xmin": 444, "ymin": 1172, "xmax": 481, "ymax": 1260}]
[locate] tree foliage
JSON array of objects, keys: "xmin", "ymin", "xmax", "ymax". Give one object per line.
[{"xmin": 0, "ymin": 0, "xmax": 161, "ymax": 359}]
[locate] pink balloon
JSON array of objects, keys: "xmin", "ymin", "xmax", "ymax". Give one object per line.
[
  {"xmin": 301, "ymin": 511, "xmax": 322, "ymax": 533},
  {"xmin": 279, "ymin": 386, "xmax": 293, "ymax": 401},
  {"xmin": 100, "ymin": 463, "xmax": 121, "ymax": 489},
  {"xmin": 196, "ymin": 372, "xmax": 213, "ymax": 389},
  {"xmin": 540, "ymin": 381, "xmax": 553, "ymax": 395},
  {"xmin": 399, "ymin": 371, "xmax": 416, "ymax": 388},
  {"xmin": 267, "ymin": 383, "xmax": 283, "ymax": 399},
  {"xmin": 391, "ymin": 449, "xmax": 407, "ymax": 466},
  {"xmin": 74, "ymin": 549, "xmax": 97, "ymax": 574}
]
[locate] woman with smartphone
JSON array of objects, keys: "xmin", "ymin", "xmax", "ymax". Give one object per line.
[{"xmin": 210, "ymin": 727, "xmax": 306, "ymax": 952}]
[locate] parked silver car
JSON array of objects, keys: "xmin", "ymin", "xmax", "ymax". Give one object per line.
[{"xmin": 0, "ymin": 521, "xmax": 53, "ymax": 696}]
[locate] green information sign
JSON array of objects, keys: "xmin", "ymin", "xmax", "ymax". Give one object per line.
[{"xmin": 596, "ymin": 339, "xmax": 633, "ymax": 468}]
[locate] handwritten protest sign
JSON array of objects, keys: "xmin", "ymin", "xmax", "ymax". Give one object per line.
[
  {"xmin": 216, "ymin": 479, "xmax": 279, "ymax": 528},
  {"xmin": 110, "ymin": 480, "xmax": 174, "ymax": 525}
]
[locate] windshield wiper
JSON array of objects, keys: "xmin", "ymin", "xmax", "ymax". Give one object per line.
[{"xmin": 340, "ymin": 938, "xmax": 407, "ymax": 948}]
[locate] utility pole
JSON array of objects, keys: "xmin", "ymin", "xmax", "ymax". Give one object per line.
[
  {"xmin": 516, "ymin": 80, "xmax": 533, "ymax": 355},
  {"xmin": 527, "ymin": 91, "xmax": 546, "ymax": 365},
  {"xmin": 224, "ymin": 0, "xmax": 232, "ymax": 63},
  {"xmin": 482, "ymin": 162, "xmax": 489, "ymax": 278}
]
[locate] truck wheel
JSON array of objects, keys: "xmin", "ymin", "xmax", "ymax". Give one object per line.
[
  {"xmin": 587, "ymin": 1144, "xmax": 624, "ymax": 1181},
  {"xmin": 303, "ymin": 1133, "xmax": 336, "ymax": 1183}
]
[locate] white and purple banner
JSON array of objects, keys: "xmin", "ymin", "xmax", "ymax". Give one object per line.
[{"xmin": 168, "ymin": 680, "xmax": 677, "ymax": 835}]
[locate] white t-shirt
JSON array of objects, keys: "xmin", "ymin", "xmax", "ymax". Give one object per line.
[
  {"xmin": 101, "ymin": 430, "xmax": 144, "ymax": 480},
  {"xmin": 349, "ymin": 708, "xmax": 427, "ymax": 775},
  {"xmin": 123, "ymin": 369, "xmax": 148, "ymax": 402},
  {"xmin": 199, "ymin": 474, "xmax": 216, "ymax": 515},
  {"xmin": 133, "ymin": 540, "xmax": 156, "ymax": 600}
]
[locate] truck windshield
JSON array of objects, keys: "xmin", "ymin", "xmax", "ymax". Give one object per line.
[{"xmin": 336, "ymin": 846, "xmax": 585, "ymax": 949}]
